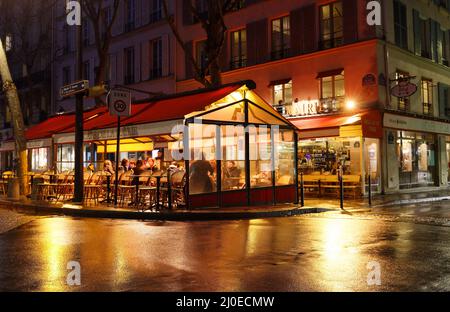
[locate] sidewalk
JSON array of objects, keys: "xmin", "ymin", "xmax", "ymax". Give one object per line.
[
  {"xmin": 0, "ymin": 197, "xmax": 330, "ymax": 221},
  {"xmin": 1, "ymin": 189, "xmax": 450, "ymax": 221}
]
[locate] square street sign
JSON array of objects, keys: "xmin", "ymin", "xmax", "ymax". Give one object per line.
[
  {"xmin": 60, "ymin": 80, "xmax": 89, "ymax": 98},
  {"xmin": 108, "ymin": 89, "xmax": 131, "ymax": 117}
]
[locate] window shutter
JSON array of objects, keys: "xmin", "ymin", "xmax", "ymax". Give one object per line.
[
  {"xmin": 218, "ymin": 32, "xmax": 229, "ymax": 72},
  {"xmin": 290, "ymin": 8, "xmax": 303, "ymax": 56},
  {"xmin": 430, "ymin": 19, "xmax": 437, "ymax": 62},
  {"xmin": 302, "ymin": 4, "xmax": 316, "ymax": 53},
  {"xmin": 246, "ymin": 19, "xmax": 268, "ymax": 66},
  {"xmin": 343, "ymin": 0, "xmax": 358, "ymax": 44},
  {"xmin": 437, "ymin": 24, "xmax": 443, "ymax": 64},
  {"xmin": 184, "ymin": 41, "xmax": 194, "ymax": 79},
  {"xmin": 162, "ymin": 35, "xmax": 170, "ymax": 77},
  {"xmin": 141, "ymin": 41, "xmax": 149, "ymax": 81},
  {"xmin": 438, "ymin": 83, "xmax": 450, "ymax": 118},
  {"xmin": 412, "ymin": 10, "xmax": 421, "ymax": 56},
  {"xmin": 183, "ymin": 0, "xmax": 192, "ymax": 25}
]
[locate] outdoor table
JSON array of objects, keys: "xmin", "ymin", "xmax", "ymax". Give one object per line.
[{"xmin": 97, "ymin": 172, "xmax": 112, "ymax": 204}]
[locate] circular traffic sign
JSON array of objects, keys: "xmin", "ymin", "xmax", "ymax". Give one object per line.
[{"xmin": 114, "ymin": 100, "xmax": 127, "ymax": 113}]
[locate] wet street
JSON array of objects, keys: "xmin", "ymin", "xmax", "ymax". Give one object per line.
[{"xmin": 0, "ymin": 207, "xmax": 450, "ymax": 292}]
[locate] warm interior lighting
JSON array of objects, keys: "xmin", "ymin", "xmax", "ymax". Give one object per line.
[{"xmin": 345, "ymin": 100, "xmax": 356, "ymax": 110}]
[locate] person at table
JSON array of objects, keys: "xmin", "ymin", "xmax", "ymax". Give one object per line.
[
  {"xmin": 120, "ymin": 158, "xmax": 130, "ymax": 172},
  {"xmin": 103, "ymin": 160, "xmax": 115, "ymax": 175},
  {"xmin": 189, "ymin": 156, "xmax": 214, "ymax": 194},
  {"xmin": 223, "ymin": 161, "xmax": 241, "ymax": 190}
]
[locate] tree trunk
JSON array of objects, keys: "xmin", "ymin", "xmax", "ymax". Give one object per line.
[{"xmin": 0, "ymin": 39, "xmax": 28, "ymax": 196}]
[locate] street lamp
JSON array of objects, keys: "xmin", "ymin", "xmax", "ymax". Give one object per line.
[{"xmin": 345, "ymin": 100, "xmax": 356, "ymax": 110}]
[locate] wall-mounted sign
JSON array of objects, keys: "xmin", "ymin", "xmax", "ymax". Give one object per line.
[
  {"xmin": 362, "ymin": 74, "xmax": 376, "ymax": 86},
  {"xmin": 287, "ymin": 98, "xmax": 341, "ymax": 117},
  {"xmin": 390, "ymin": 81, "xmax": 418, "ymax": 98}
]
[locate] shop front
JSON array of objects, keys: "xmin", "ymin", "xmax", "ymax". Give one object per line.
[
  {"xmin": 0, "ymin": 141, "xmax": 15, "ymax": 172},
  {"xmin": 384, "ymin": 112, "xmax": 450, "ymax": 192},
  {"xmin": 25, "ymin": 81, "xmax": 297, "ymax": 208},
  {"xmin": 292, "ymin": 109, "xmax": 383, "ymax": 196}
]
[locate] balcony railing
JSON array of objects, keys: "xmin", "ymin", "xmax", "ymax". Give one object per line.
[
  {"xmin": 124, "ymin": 21, "xmax": 135, "ymax": 33},
  {"xmin": 124, "ymin": 74, "xmax": 135, "ymax": 85},
  {"xmin": 271, "ymin": 48, "xmax": 291, "ymax": 61},
  {"xmin": 149, "ymin": 10, "xmax": 162, "ymax": 24},
  {"xmin": 230, "ymin": 58, "xmax": 247, "ymax": 70},
  {"xmin": 149, "ymin": 67, "xmax": 163, "ymax": 80}
]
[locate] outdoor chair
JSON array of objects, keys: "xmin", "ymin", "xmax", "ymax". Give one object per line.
[
  {"xmin": 160, "ymin": 170, "xmax": 187, "ymax": 210},
  {"xmin": 84, "ymin": 172, "xmax": 104, "ymax": 205}
]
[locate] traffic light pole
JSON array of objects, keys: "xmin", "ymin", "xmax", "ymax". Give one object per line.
[{"xmin": 73, "ymin": 1, "xmax": 84, "ymax": 203}]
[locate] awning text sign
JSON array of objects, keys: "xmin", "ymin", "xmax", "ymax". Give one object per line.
[{"xmin": 384, "ymin": 113, "xmax": 450, "ymax": 135}]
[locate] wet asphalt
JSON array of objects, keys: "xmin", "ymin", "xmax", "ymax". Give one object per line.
[{"xmin": 0, "ymin": 205, "xmax": 449, "ymax": 292}]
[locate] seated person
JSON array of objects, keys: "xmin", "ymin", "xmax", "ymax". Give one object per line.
[{"xmin": 223, "ymin": 161, "xmax": 242, "ymax": 190}]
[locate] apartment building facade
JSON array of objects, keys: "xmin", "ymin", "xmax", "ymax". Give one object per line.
[
  {"xmin": 3, "ymin": 0, "xmax": 450, "ymax": 196},
  {"xmin": 0, "ymin": 0, "xmax": 54, "ymax": 172},
  {"xmin": 176, "ymin": 0, "xmax": 450, "ymax": 195}
]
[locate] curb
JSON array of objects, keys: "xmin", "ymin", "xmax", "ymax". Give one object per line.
[
  {"xmin": 0, "ymin": 199, "xmax": 332, "ymax": 221},
  {"xmin": 371, "ymin": 196, "xmax": 450, "ymax": 208}
]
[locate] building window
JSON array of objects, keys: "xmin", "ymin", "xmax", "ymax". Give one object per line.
[
  {"xmin": 393, "ymin": 0, "xmax": 407, "ymax": 49},
  {"xmin": 395, "ymin": 71, "xmax": 410, "ymax": 111},
  {"xmin": 273, "ymin": 80, "xmax": 293, "ymax": 115},
  {"xmin": 422, "ymin": 78, "xmax": 433, "ymax": 116},
  {"xmin": 149, "ymin": 0, "xmax": 162, "ymax": 23},
  {"xmin": 83, "ymin": 61, "xmax": 90, "ymax": 81},
  {"xmin": 194, "ymin": 0, "xmax": 208, "ymax": 22},
  {"xmin": 230, "ymin": 29, "xmax": 247, "ymax": 69},
  {"xmin": 62, "ymin": 66, "xmax": 71, "ymax": 85},
  {"xmin": 319, "ymin": 1, "xmax": 343, "ymax": 50},
  {"xmin": 124, "ymin": 0, "xmax": 136, "ymax": 32},
  {"xmin": 196, "ymin": 40, "xmax": 208, "ymax": 73},
  {"xmin": 31, "ymin": 148, "xmax": 49, "ymax": 172},
  {"xmin": 271, "ymin": 16, "xmax": 290, "ymax": 60},
  {"xmin": 124, "ymin": 47, "xmax": 135, "ymax": 84},
  {"xmin": 398, "ymin": 131, "xmax": 437, "ymax": 189},
  {"xmin": 149, "ymin": 38, "xmax": 163, "ymax": 79},
  {"xmin": 320, "ymin": 72, "xmax": 345, "ymax": 99}
]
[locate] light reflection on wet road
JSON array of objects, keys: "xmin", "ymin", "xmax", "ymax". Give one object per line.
[{"xmin": 0, "ymin": 213, "xmax": 449, "ymax": 291}]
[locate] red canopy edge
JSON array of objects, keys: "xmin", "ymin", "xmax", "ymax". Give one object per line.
[
  {"xmin": 26, "ymin": 83, "xmax": 243, "ymax": 140},
  {"xmin": 25, "ymin": 106, "xmax": 107, "ymax": 141}
]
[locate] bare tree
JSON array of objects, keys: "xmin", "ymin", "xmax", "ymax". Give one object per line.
[
  {"xmin": 0, "ymin": 39, "xmax": 27, "ymax": 195},
  {"xmin": 162, "ymin": 0, "xmax": 243, "ymax": 87},
  {"xmin": 83, "ymin": 0, "xmax": 121, "ymax": 104}
]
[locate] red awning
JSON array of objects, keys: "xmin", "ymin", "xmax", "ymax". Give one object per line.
[
  {"xmin": 121, "ymin": 84, "xmax": 241, "ymax": 126},
  {"xmin": 26, "ymin": 106, "xmax": 107, "ymax": 140},
  {"xmin": 291, "ymin": 109, "xmax": 383, "ymax": 138},
  {"xmin": 26, "ymin": 83, "xmax": 244, "ymax": 140},
  {"xmin": 291, "ymin": 114, "xmax": 361, "ymax": 130}
]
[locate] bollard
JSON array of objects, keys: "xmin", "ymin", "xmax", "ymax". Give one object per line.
[
  {"xmin": 31, "ymin": 177, "xmax": 44, "ymax": 200},
  {"xmin": 300, "ymin": 171, "xmax": 305, "ymax": 207},
  {"xmin": 7, "ymin": 178, "xmax": 20, "ymax": 200},
  {"xmin": 339, "ymin": 167, "xmax": 344, "ymax": 210}
]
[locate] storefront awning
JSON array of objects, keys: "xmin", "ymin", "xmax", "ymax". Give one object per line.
[
  {"xmin": 25, "ymin": 106, "xmax": 107, "ymax": 140},
  {"xmin": 292, "ymin": 109, "xmax": 382, "ymax": 139}
]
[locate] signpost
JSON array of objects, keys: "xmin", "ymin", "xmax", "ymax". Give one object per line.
[
  {"xmin": 108, "ymin": 89, "xmax": 131, "ymax": 206},
  {"xmin": 60, "ymin": 80, "xmax": 89, "ymax": 98}
]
